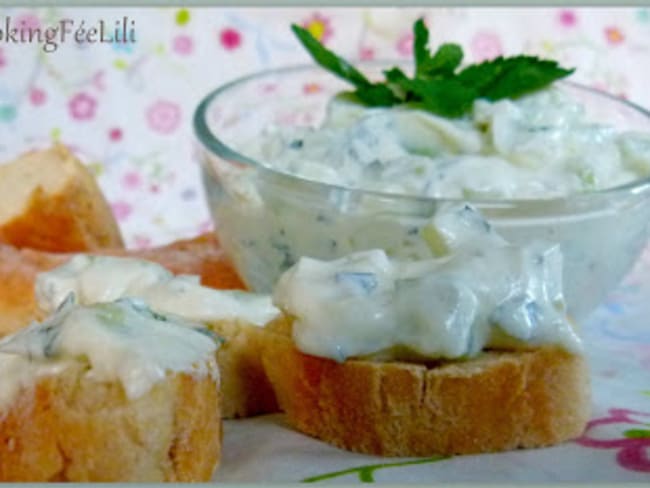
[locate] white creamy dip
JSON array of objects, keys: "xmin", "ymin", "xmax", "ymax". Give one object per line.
[
  {"xmin": 273, "ymin": 204, "xmax": 582, "ymax": 362},
  {"xmin": 247, "ymin": 88, "xmax": 650, "ymax": 199},
  {"xmin": 0, "ymin": 297, "xmax": 219, "ymax": 410},
  {"xmin": 207, "ymin": 82, "xmax": 650, "ymax": 320},
  {"xmin": 35, "ymin": 255, "xmax": 280, "ymax": 327}
]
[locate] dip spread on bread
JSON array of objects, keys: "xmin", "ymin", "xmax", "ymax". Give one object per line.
[
  {"xmin": 0, "ymin": 297, "xmax": 219, "ymax": 408},
  {"xmin": 35, "ymin": 255, "xmax": 279, "ymax": 326},
  {"xmin": 274, "ymin": 204, "xmax": 582, "ymax": 361}
]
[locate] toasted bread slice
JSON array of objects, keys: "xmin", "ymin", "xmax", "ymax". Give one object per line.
[
  {"xmin": 0, "ymin": 364, "xmax": 221, "ymax": 481},
  {"xmin": 0, "ymin": 235, "xmax": 276, "ymax": 419},
  {"xmin": 0, "ymin": 144, "xmax": 123, "ymax": 252},
  {"xmin": 0, "ymin": 233, "xmax": 245, "ymax": 337},
  {"xmin": 262, "ymin": 321, "xmax": 591, "ymax": 457},
  {"xmin": 0, "ymin": 298, "xmax": 222, "ymax": 485}
]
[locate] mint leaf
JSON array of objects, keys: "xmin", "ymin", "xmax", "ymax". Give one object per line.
[
  {"xmin": 384, "ymin": 67, "xmax": 412, "ymax": 99},
  {"xmin": 413, "ymin": 18, "xmax": 430, "ymax": 78},
  {"xmin": 386, "ymin": 68, "xmax": 476, "ymax": 117},
  {"xmin": 421, "ymin": 43, "xmax": 463, "ymax": 78},
  {"xmin": 291, "ymin": 18, "xmax": 574, "ymax": 118},
  {"xmin": 403, "ymin": 78, "xmax": 478, "ymax": 118},
  {"xmin": 292, "ymin": 24, "xmax": 399, "ymax": 107},
  {"xmin": 354, "ymin": 83, "xmax": 399, "ymax": 107},
  {"xmin": 413, "ymin": 20, "xmax": 462, "ymax": 79},
  {"xmin": 456, "ymin": 57, "xmax": 509, "ymax": 92},
  {"xmin": 384, "ymin": 67, "xmax": 410, "ymax": 84},
  {"xmin": 483, "ymin": 57, "xmax": 575, "ymax": 100},
  {"xmin": 458, "ymin": 55, "xmax": 575, "ymax": 101},
  {"xmin": 291, "ymin": 24, "xmax": 371, "ymax": 90}
]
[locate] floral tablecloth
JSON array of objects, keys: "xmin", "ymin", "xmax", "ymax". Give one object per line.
[{"xmin": 0, "ymin": 6, "xmax": 649, "ymax": 483}]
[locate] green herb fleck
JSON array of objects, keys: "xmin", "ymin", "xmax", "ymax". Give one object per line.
[
  {"xmin": 291, "ymin": 18, "xmax": 574, "ymax": 118},
  {"xmin": 195, "ymin": 326, "xmax": 226, "ymax": 346},
  {"xmin": 95, "ymin": 303, "xmax": 127, "ymax": 326}
]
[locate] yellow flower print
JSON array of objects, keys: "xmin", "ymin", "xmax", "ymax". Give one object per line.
[{"xmin": 302, "ymin": 13, "xmax": 333, "ymax": 43}]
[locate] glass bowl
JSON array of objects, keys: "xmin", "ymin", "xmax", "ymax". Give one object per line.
[{"xmin": 194, "ymin": 63, "xmax": 650, "ymax": 320}]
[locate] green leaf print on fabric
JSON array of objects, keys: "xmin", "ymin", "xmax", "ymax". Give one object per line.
[
  {"xmin": 623, "ymin": 428, "xmax": 650, "ymax": 439},
  {"xmin": 302, "ymin": 455, "xmax": 448, "ymax": 483}
]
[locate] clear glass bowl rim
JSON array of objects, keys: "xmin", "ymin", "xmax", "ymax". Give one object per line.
[{"xmin": 193, "ymin": 61, "xmax": 650, "ymax": 206}]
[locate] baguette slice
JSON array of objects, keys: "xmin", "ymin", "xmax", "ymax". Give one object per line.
[
  {"xmin": 262, "ymin": 323, "xmax": 591, "ymax": 457},
  {"xmin": 0, "ymin": 239, "xmax": 275, "ymax": 419},
  {"xmin": 0, "ymin": 144, "xmax": 123, "ymax": 252},
  {"xmin": 0, "ymin": 233, "xmax": 245, "ymax": 337},
  {"xmin": 0, "ymin": 365, "xmax": 221, "ymax": 481}
]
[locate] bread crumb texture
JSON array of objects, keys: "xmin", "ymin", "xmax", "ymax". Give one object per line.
[{"xmin": 0, "ymin": 362, "xmax": 221, "ymax": 481}]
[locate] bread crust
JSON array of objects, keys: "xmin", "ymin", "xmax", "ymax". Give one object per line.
[
  {"xmin": 209, "ymin": 320, "xmax": 279, "ymax": 419},
  {"xmin": 0, "ymin": 144, "xmax": 123, "ymax": 252},
  {"xmin": 0, "ymin": 361, "xmax": 221, "ymax": 481},
  {"xmin": 262, "ymin": 328, "xmax": 591, "ymax": 457}
]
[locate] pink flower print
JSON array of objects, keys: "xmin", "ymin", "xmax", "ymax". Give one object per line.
[
  {"xmin": 605, "ymin": 26, "xmax": 625, "ymax": 45},
  {"xmin": 359, "ymin": 46, "xmax": 375, "ymax": 61},
  {"xmin": 146, "ymin": 100, "xmax": 181, "ymax": 134},
  {"xmin": 121, "ymin": 171, "xmax": 141, "ymax": 190},
  {"xmin": 558, "ymin": 9, "xmax": 577, "ymax": 27},
  {"xmin": 173, "ymin": 34, "xmax": 194, "ymax": 56},
  {"xmin": 108, "ymin": 127, "xmax": 123, "ymax": 142},
  {"xmin": 219, "ymin": 28, "xmax": 242, "ymax": 51},
  {"xmin": 29, "ymin": 87, "xmax": 46, "ymax": 106},
  {"xmin": 575, "ymin": 408, "xmax": 650, "ymax": 472},
  {"xmin": 396, "ymin": 32, "xmax": 413, "ymax": 57},
  {"xmin": 301, "ymin": 13, "xmax": 333, "ymax": 44},
  {"xmin": 16, "ymin": 13, "xmax": 40, "ymax": 34},
  {"xmin": 471, "ymin": 31, "xmax": 503, "ymax": 62},
  {"xmin": 68, "ymin": 92, "xmax": 97, "ymax": 121},
  {"xmin": 111, "ymin": 201, "xmax": 132, "ymax": 221}
]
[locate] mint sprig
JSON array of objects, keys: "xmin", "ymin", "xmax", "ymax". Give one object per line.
[
  {"xmin": 291, "ymin": 24, "xmax": 398, "ymax": 107},
  {"xmin": 292, "ymin": 19, "xmax": 574, "ymax": 118}
]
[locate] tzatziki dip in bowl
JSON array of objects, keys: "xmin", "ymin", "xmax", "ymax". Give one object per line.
[{"xmin": 194, "ymin": 24, "xmax": 650, "ymax": 320}]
